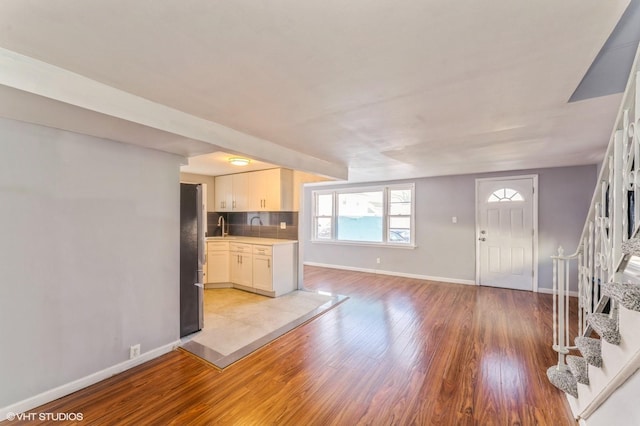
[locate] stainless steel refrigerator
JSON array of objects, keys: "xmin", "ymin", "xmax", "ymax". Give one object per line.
[{"xmin": 180, "ymin": 183, "xmax": 204, "ymax": 337}]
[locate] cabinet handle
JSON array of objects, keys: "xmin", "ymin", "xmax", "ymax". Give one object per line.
[
  {"xmin": 232, "ymin": 200, "xmax": 236, "ymax": 209},
  {"xmin": 268, "ymin": 259, "xmax": 270, "ymax": 268}
]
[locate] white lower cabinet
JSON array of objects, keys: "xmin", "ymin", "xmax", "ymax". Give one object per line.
[
  {"xmin": 229, "ymin": 243, "xmax": 252, "ymax": 287},
  {"xmin": 206, "ymin": 239, "xmax": 297, "ymax": 297},
  {"xmin": 207, "ymin": 241, "xmax": 230, "ymax": 284},
  {"xmin": 252, "ymin": 245, "xmax": 273, "ymax": 292}
]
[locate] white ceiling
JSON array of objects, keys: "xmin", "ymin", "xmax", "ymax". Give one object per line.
[
  {"xmin": 0, "ymin": 0, "xmax": 631, "ymax": 181},
  {"xmin": 183, "ymin": 151, "xmax": 278, "ymax": 177}
]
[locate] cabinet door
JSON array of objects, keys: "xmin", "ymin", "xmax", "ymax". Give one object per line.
[
  {"xmin": 207, "ymin": 251, "xmax": 229, "ymax": 283},
  {"xmin": 253, "ymin": 255, "xmax": 273, "ymax": 291},
  {"xmin": 251, "ymin": 169, "xmax": 280, "ymax": 211},
  {"xmin": 230, "ymin": 252, "xmax": 252, "ymax": 286},
  {"xmin": 214, "ymin": 175, "xmax": 233, "ymax": 211},
  {"xmin": 232, "ymin": 173, "xmax": 249, "ymax": 211}
]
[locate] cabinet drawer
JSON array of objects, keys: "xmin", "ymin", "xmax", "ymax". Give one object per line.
[
  {"xmin": 252, "ymin": 245, "xmax": 272, "ymax": 256},
  {"xmin": 207, "ymin": 241, "xmax": 229, "ymax": 251},
  {"xmin": 230, "ymin": 243, "xmax": 252, "ymax": 253}
]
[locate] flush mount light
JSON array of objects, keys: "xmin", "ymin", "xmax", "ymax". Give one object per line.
[{"xmin": 229, "ymin": 157, "xmax": 250, "ymax": 166}]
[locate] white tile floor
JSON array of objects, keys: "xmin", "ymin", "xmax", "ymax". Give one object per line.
[{"xmin": 181, "ymin": 288, "xmax": 346, "ymax": 368}]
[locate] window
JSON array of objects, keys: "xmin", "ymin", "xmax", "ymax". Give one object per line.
[
  {"xmin": 313, "ymin": 184, "xmax": 414, "ymax": 246},
  {"xmin": 315, "ymin": 193, "xmax": 333, "ymax": 240},
  {"xmin": 488, "ymin": 188, "xmax": 524, "ymax": 202}
]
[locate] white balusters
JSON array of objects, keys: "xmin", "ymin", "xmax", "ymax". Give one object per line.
[
  {"xmin": 550, "ymin": 48, "xmax": 640, "ymax": 369},
  {"xmin": 552, "ymin": 246, "xmax": 571, "ymax": 368}
]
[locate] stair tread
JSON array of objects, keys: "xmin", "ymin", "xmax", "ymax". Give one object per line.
[
  {"xmin": 547, "ymin": 366, "xmax": 578, "ymax": 398},
  {"xmin": 575, "ymin": 336, "xmax": 603, "ymax": 367},
  {"xmin": 587, "ymin": 313, "xmax": 621, "ymax": 345},
  {"xmin": 621, "ymin": 237, "xmax": 640, "ymax": 257},
  {"xmin": 602, "ymin": 282, "xmax": 640, "ymax": 312},
  {"xmin": 566, "ymin": 355, "xmax": 590, "ymax": 385}
]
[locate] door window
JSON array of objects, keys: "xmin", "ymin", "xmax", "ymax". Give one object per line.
[{"xmin": 488, "ymin": 188, "xmax": 524, "ymax": 203}]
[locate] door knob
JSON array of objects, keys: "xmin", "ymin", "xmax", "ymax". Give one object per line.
[{"xmin": 478, "ymin": 237, "xmax": 486, "ymax": 241}]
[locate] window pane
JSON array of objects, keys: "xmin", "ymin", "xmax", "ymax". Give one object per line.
[
  {"xmin": 317, "ymin": 193, "xmax": 333, "ymax": 216},
  {"xmin": 316, "ymin": 218, "xmax": 332, "ymax": 239},
  {"xmin": 388, "ymin": 229, "xmax": 410, "ymax": 243},
  {"xmin": 338, "ymin": 192, "xmax": 383, "ymax": 216},
  {"xmin": 337, "ymin": 191, "xmax": 383, "ymax": 242},
  {"xmin": 390, "ymin": 202, "xmax": 411, "ymax": 215},
  {"xmin": 389, "ymin": 217, "xmax": 410, "ymax": 229},
  {"xmin": 389, "ymin": 189, "xmax": 412, "ymax": 215},
  {"xmin": 390, "ymin": 189, "xmax": 412, "ymax": 202},
  {"xmin": 488, "ymin": 188, "xmax": 524, "ymax": 203}
]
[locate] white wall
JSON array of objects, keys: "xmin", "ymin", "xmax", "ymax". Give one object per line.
[
  {"xmin": 303, "ymin": 165, "xmax": 597, "ymax": 290},
  {"xmin": 0, "ymin": 118, "xmax": 183, "ymax": 409},
  {"xmin": 586, "ymin": 368, "xmax": 640, "ymax": 425}
]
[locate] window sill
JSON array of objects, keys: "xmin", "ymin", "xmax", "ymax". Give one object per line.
[{"xmin": 311, "ymin": 239, "xmax": 417, "ymax": 249}]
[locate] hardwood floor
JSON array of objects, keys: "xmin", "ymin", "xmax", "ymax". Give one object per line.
[{"xmin": 11, "ymin": 266, "xmax": 577, "ymax": 425}]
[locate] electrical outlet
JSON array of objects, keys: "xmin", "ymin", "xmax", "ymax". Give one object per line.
[
  {"xmin": 376, "ymin": 257, "xmax": 381, "ymax": 264},
  {"xmin": 129, "ymin": 344, "xmax": 141, "ymax": 359},
  {"xmin": 280, "ymin": 222, "xmax": 286, "ymax": 229}
]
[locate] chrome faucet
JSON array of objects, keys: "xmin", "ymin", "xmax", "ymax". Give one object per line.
[
  {"xmin": 217, "ymin": 215, "xmax": 227, "ymax": 237},
  {"xmin": 250, "ymin": 216, "xmax": 263, "ymax": 229}
]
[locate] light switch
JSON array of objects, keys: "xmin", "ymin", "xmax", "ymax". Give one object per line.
[
  {"xmin": 280, "ymin": 222, "xmax": 286, "ymax": 229},
  {"xmin": 452, "ymin": 216, "xmax": 457, "ymax": 224}
]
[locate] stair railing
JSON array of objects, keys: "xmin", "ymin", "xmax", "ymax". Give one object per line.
[{"xmin": 551, "ymin": 44, "xmax": 640, "ymax": 371}]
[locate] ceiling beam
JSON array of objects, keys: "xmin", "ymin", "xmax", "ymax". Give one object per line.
[{"xmin": 0, "ymin": 47, "xmax": 348, "ymax": 180}]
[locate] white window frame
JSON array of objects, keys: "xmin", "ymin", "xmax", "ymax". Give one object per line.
[{"xmin": 312, "ymin": 183, "xmax": 415, "ymax": 248}]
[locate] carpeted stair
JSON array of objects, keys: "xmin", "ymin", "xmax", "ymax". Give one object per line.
[
  {"xmin": 621, "ymin": 238, "xmax": 640, "ymax": 256},
  {"xmin": 566, "ymin": 355, "xmax": 589, "ymax": 385},
  {"xmin": 547, "ymin": 366, "xmax": 578, "ymax": 398},
  {"xmin": 586, "ymin": 313, "xmax": 621, "ymax": 345},
  {"xmin": 575, "ymin": 336, "xmax": 602, "ymax": 368},
  {"xmin": 547, "ymin": 237, "xmax": 640, "ymax": 399},
  {"xmin": 602, "ymin": 282, "xmax": 640, "ymax": 312},
  {"xmin": 548, "ymin": 310, "xmax": 621, "ymax": 398}
]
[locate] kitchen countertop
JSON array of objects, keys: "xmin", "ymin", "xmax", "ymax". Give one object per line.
[{"xmin": 205, "ymin": 236, "xmax": 297, "ymax": 245}]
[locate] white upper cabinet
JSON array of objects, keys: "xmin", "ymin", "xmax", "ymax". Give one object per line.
[
  {"xmin": 232, "ymin": 173, "xmax": 250, "ymax": 211},
  {"xmin": 214, "ymin": 175, "xmax": 233, "ymax": 211},
  {"xmin": 249, "ymin": 168, "xmax": 293, "ymax": 211},
  {"xmin": 215, "ymin": 168, "xmax": 293, "ymax": 212}
]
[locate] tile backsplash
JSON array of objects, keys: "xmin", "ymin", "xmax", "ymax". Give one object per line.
[{"xmin": 207, "ymin": 211, "xmax": 298, "ymax": 240}]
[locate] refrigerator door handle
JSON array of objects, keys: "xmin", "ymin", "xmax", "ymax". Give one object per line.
[{"xmin": 194, "ymin": 282, "xmax": 204, "ymax": 288}]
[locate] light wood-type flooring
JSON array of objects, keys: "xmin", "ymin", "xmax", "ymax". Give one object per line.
[{"xmin": 11, "ymin": 266, "xmax": 577, "ymax": 425}]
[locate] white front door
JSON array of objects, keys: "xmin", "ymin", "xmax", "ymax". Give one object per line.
[{"xmin": 476, "ymin": 177, "xmax": 536, "ymax": 291}]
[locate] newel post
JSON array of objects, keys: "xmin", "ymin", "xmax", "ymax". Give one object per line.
[{"xmin": 553, "ymin": 246, "xmax": 568, "ymax": 369}]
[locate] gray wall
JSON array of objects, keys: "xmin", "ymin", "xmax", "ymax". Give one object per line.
[
  {"xmin": 303, "ymin": 165, "xmax": 597, "ymax": 291},
  {"xmin": 0, "ymin": 118, "xmax": 182, "ymax": 408}
]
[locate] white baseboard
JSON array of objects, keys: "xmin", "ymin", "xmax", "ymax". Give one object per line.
[
  {"xmin": 0, "ymin": 340, "xmax": 180, "ymax": 420},
  {"xmin": 537, "ymin": 287, "xmax": 580, "ymax": 298},
  {"xmin": 304, "ymin": 261, "xmax": 476, "ymax": 286}
]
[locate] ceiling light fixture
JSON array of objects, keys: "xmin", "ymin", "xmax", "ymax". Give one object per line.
[{"xmin": 229, "ymin": 157, "xmax": 250, "ymax": 166}]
